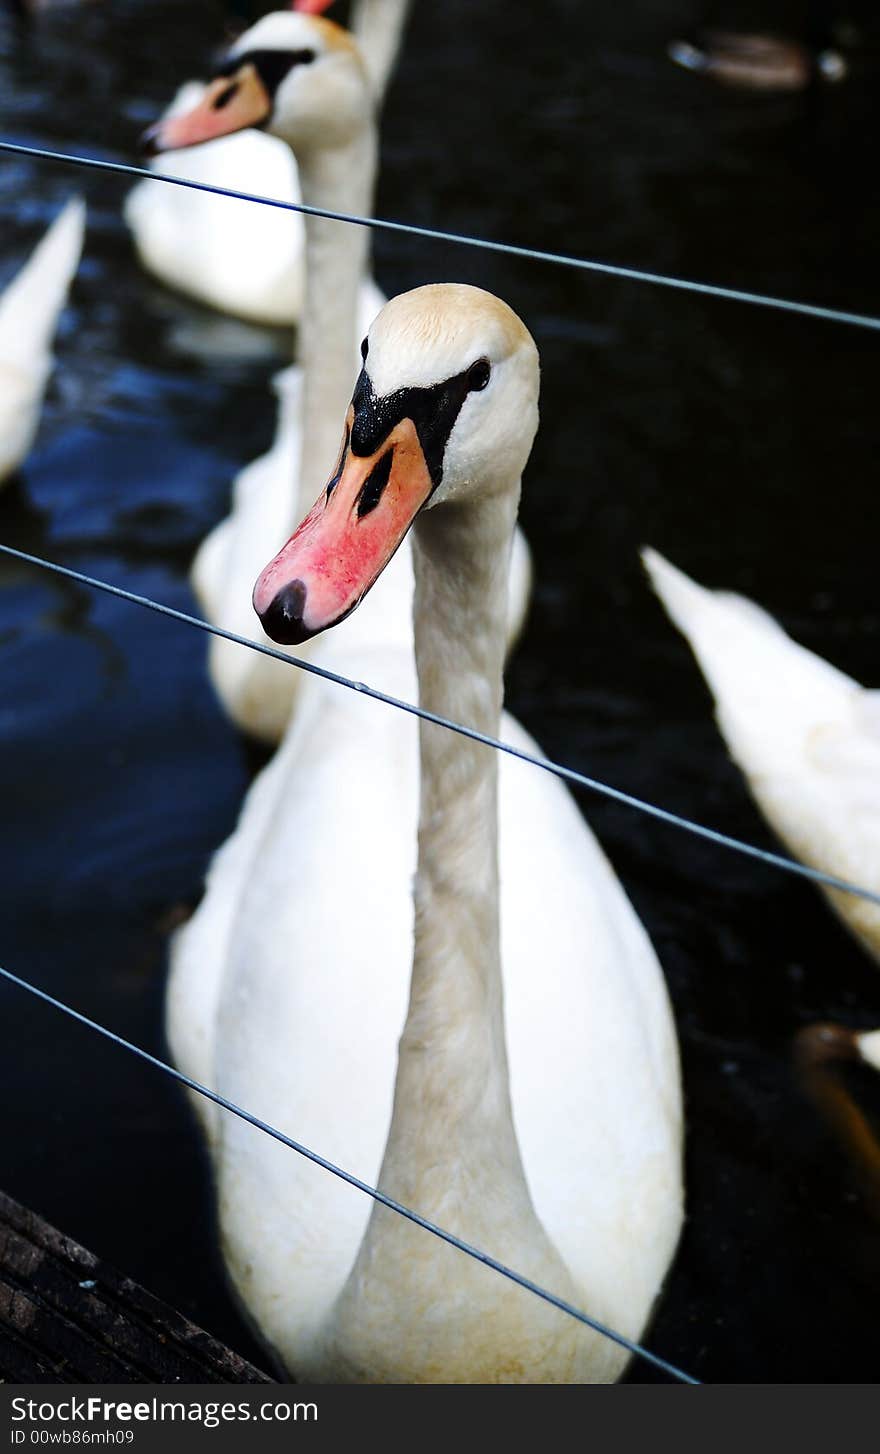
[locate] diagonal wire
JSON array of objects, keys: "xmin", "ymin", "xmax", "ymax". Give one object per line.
[
  {"xmin": 1, "ymin": 138, "xmax": 879, "ymax": 334},
  {"xmin": 2, "ymin": 539, "xmax": 880, "ymax": 911},
  {"xmin": 0, "ymin": 961, "xmax": 699, "ymax": 1385}
]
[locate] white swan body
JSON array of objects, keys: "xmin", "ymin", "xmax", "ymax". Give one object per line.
[
  {"xmin": 180, "ymin": 680, "xmax": 683, "ymax": 1380},
  {"xmin": 0, "ymin": 198, "xmax": 85, "ymax": 485},
  {"xmin": 643, "ymin": 547, "xmax": 880, "ymax": 964},
  {"xmin": 170, "ymin": 286, "xmax": 683, "ymax": 1382},
  {"xmin": 125, "ymin": 1, "xmax": 410, "ymax": 325}
]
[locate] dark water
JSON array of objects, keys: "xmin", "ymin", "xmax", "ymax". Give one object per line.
[{"xmin": 0, "ymin": 0, "xmax": 879, "ymax": 1384}]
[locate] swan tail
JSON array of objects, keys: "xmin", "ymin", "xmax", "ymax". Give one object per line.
[{"xmin": 0, "ymin": 198, "xmax": 85, "ymax": 374}]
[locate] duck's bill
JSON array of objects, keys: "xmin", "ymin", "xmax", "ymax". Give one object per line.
[
  {"xmin": 292, "ymin": 0, "xmax": 335, "ymax": 12},
  {"xmin": 253, "ymin": 415, "xmax": 433, "ymax": 645},
  {"xmin": 142, "ymin": 69, "xmax": 271, "ymax": 155}
]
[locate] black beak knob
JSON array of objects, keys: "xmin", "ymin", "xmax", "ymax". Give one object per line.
[{"xmin": 256, "ymin": 579, "xmax": 311, "ymax": 646}]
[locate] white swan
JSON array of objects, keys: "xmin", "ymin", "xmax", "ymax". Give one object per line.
[
  {"xmin": 642, "ymin": 547, "xmax": 880, "ymax": 967},
  {"xmin": 860, "ymin": 1031, "xmax": 880, "ymax": 1071},
  {"xmin": 170, "ymin": 284, "xmax": 683, "ymax": 1382},
  {"xmin": 147, "ymin": 12, "xmax": 530, "ymax": 744},
  {"xmin": 124, "ymin": 0, "xmax": 411, "ymax": 327},
  {"xmin": 125, "ymin": 81, "xmax": 305, "ymax": 329},
  {"xmin": 0, "ymin": 198, "xmax": 85, "ymax": 487}
]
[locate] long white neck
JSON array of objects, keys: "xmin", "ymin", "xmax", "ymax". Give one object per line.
[
  {"xmin": 323, "ymin": 480, "xmax": 584, "ymax": 1382},
  {"xmin": 396, "ymin": 494, "xmax": 519, "ymax": 1172},
  {"xmin": 350, "ymin": 0, "xmax": 411, "ymax": 101},
  {"xmin": 295, "ymin": 127, "xmax": 376, "ymax": 514}
]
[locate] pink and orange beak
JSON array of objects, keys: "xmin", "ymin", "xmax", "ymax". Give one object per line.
[
  {"xmin": 253, "ymin": 415, "xmax": 434, "ymax": 644},
  {"xmin": 142, "ymin": 65, "xmax": 272, "ymax": 155},
  {"xmin": 291, "ymin": 0, "xmax": 335, "ymax": 12}
]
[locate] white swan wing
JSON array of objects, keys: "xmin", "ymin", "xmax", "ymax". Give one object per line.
[
  {"xmin": 0, "ymin": 198, "xmax": 85, "ymax": 482},
  {"xmin": 497, "ymin": 712, "xmax": 683, "ymax": 1338},
  {"xmin": 643, "ymin": 547, "xmax": 880, "ymax": 961},
  {"xmin": 201, "ymin": 658, "xmax": 420, "ymax": 1367},
  {"xmin": 165, "ymin": 729, "xmax": 295, "ymax": 1141}
]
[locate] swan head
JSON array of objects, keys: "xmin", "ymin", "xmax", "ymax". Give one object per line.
[
  {"xmin": 142, "ymin": 12, "xmax": 369, "ymax": 157},
  {"xmin": 253, "ymin": 284, "xmax": 539, "ymax": 645}
]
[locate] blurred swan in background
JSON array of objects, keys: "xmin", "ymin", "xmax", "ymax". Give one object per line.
[
  {"xmin": 0, "ymin": 197, "xmax": 85, "ymax": 487},
  {"xmin": 126, "ymin": 78, "xmax": 304, "ymax": 328},
  {"xmin": 642, "ymin": 547, "xmax": 880, "ymax": 966},
  {"xmin": 145, "ymin": 11, "xmax": 530, "ymax": 743},
  {"xmin": 124, "ymin": 0, "xmax": 411, "ymax": 326}
]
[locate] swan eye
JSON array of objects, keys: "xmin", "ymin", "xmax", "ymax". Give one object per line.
[
  {"xmin": 467, "ymin": 359, "xmax": 491, "ymax": 392},
  {"xmin": 360, "ymin": 337, "xmax": 369, "ymax": 361}
]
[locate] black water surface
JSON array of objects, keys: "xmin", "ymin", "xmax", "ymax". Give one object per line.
[{"xmin": 0, "ymin": 0, "xmax": 878, "ymax": 1384}]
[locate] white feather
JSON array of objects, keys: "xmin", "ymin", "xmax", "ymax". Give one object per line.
[
  {"xmin": 643, "ymin": 546, "xmax": 880, "ymax": 962},
  {"xmin": 0, "ymin": 198, "xmax": 85, "ymax": 484}
]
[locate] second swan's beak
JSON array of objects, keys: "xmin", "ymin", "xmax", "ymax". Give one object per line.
[
  {"xmin": 253, "ymin": 415, "xmax": 433, "ymax": 645},
  {"xmin": 142, "ymin": 67, "xmax": 271, "ymax": 155}
]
